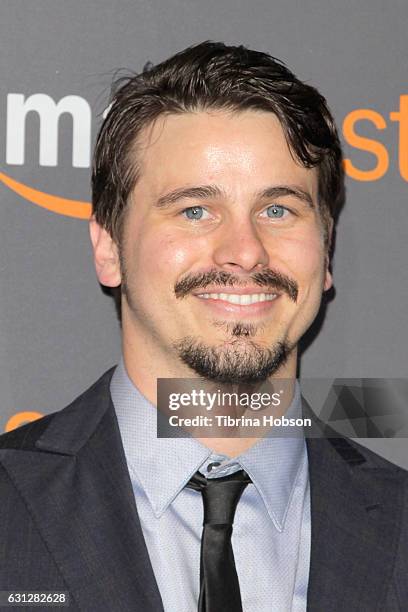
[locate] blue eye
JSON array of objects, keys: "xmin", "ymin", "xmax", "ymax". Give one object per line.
[
  {"xmin": 182, "ymin": 206, "xmax": 205, "ymax": 220},
  {"xmin": 266, "ymin": 205, "xmax": 286, "ymax": 218}
]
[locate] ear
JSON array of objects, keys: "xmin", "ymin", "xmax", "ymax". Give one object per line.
[
  {"xmin": 324, "ymin": 263, "xmax": 333, "ymax": 292},
  {"xmin": 89, "ymin": 217, "xmax": 121, "ymax": 287},
  {"xmin": 323, "ymin": 217, "xmax": 333, "ymax": 292}
]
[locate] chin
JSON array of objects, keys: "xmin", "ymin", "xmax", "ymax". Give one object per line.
[{"xmin": 172, "ymin": 335, "xmax": 291, "ymax": 385}]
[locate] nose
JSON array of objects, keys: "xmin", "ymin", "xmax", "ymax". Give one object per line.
[{"xmin": 212, "ymin": 217, "xmax": 269, "ymax": 273}]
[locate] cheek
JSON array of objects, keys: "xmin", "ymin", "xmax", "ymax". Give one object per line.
[
  {"xmin": 138, "ymin": 231, "xmax": 198, "ymax": 276},
  {"xmin": 279, "ymin": 233, "xmax": 326, "ymax": 285}
]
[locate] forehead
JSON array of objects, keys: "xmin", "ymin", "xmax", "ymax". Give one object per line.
[{"xmin": 133, "ymin": 110, "xmax": 318, "ymax": 200}]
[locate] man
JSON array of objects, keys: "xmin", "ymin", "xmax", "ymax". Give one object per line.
[{"xmin": 0, "ymin": 42, "xmax": 407, "ymax": 612}]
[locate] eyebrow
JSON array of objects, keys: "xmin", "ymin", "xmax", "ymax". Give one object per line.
[
  {"xmin": 155, "ymin": 185, "xmax": 223, "ymax": 209},
  {"xmin": 257, "ymin": 186, "xmax": 314, "ymax": 209},
  {"xmin": 154, "ymin": 184, "xmax": 314, "ymax": 209}
]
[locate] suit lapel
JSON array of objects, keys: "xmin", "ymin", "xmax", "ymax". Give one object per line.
[
  {"xmin": 0, "ymin": 370, "xmax": 163, "ymax": 612},
  {"xmin": 306, "ymin": 435, "xmax": 403, "ymax": 611}
]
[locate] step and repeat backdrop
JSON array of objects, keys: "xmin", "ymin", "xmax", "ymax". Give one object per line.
[{"xmin": 0, "ymin": 1, "xmax": 407, "ymax": 463}]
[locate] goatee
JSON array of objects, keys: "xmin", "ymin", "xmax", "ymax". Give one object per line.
[{"xmin": 173, "ymin": 336, "xmax": 290, "ymax": 384}]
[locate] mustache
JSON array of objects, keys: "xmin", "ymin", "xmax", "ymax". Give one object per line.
[{"xmin": 174, "ymin": 269, "xmax": 298, "ymax": 302}]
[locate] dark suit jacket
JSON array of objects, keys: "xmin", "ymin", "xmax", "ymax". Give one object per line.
[{"xmin": 1, "ymin": 368, "xmax": 407, "ymax": 611}]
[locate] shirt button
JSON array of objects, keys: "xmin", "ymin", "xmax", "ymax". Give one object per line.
[{"xmin": 207, "ymin": 461, "xmax": 221, "ymax": 473}]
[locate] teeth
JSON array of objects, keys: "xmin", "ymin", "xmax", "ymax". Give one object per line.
[{"xmin": 198, "ymin": 293, "xmax": 277, "ymax": 305}]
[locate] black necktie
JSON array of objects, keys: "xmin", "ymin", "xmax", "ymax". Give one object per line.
[{"xmin": 187, "ymin": 469, "xmax": 251, "ymax": 612}]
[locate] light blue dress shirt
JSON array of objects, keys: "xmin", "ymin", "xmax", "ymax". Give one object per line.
[{"xmin": 111, "ymin": 360, "xmax": 310, "ymax": 612}]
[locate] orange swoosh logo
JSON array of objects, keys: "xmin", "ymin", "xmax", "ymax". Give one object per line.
[{"xmin": 0, "ymin": 171, "xmax": 91, "ymax": 219}]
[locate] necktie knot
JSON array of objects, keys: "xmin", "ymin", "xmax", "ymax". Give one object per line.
[{"xmin": 188, "ymin": 470, "xmax": 251, "ymax": 525}]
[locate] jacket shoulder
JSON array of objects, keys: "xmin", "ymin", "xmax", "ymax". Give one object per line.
[
  {"xmin": 0, "ymin": 413, "xmax": 55, "ymax": 450},
  {"xmin": 0, "ymin": 367, "xmax": 117, "ymax": 451}
]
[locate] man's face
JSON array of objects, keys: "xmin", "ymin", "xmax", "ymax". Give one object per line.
[{"xmin": 99, "ymin": 110, "xmax": 332, "ymax": 383}]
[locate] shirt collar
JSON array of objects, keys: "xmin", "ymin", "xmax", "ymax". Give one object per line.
[{"xmin": 111, "ymin": 359, "xmax": 307, "ymax": 531}]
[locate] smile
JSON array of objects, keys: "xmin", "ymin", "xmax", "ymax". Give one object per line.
[{"xmin": 196, "ymin": 293, "xmax": 278, "ymax": 305}]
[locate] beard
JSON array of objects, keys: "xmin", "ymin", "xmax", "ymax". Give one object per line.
[
  {"xmin": 171, "ymin": 269, "xmax": 297, "ymax": 382},
  {"xmin": 119, "ymin": 253, "xmax": 294, "ymax": 383},
  {"xmin": 172, "ymin": 335, "xmax": 290, "ymax": 384}
]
